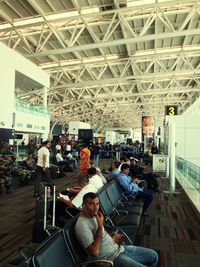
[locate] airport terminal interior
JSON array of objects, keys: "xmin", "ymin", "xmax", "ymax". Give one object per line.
[{"xmin": 0, "ymin": 0, "xmax": 200, "ymax": 267}]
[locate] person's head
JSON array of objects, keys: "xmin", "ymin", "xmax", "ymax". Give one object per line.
[
  {"xmin": 111, "ymin": 160, "xmax": 120, "ymax": 170},
  {"xmin": 89, "ymin": 160, "xmax": 95, "ymax": 167},
  {"xmin": 87, "ymin": 167, "xmax": 97, "ymax": 177},
  {"xmin": 42, "ymin": 140, "xmax": 50, "ymax": 148},
  {"xmin": 132, "ymin": 176, "xmax": 139, "ymax": 184},
  {"xmin": 95, "ymin": 166, "xmax": 101, "ymax": 175},
  {"xmin": 78, "ymin": 175, "xmax": 89, "ymax": 188},
  {"xmin": 82, "ymin": 143, "xmax": 88, "ymax": 148},
  {"xmin": 142, "ymin": 116, "xmax": 155, "ymax": 138},
  {"xmin": 130, "ymin": 157, "xmax": 138, "ymax": 166},
  {"xmin": 120, "ymin": 156, "xmax": 126, "ymax": 163},
  {"xmin": 27, "ymin": 152, "xmax": 33, "ymax": 159},
  {"xmin": 121, "ymin": 163, "xmax": 130, "ymax": 174},
  {"xmin": 82, "ymin": 192, "xmax": 99, "ymax": 216}
]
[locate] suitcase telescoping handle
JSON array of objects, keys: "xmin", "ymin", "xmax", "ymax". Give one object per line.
[
  {"xmin": 43, "ymin": 185, "xmax": 56, "ymax": 230},
  {"xmin": 44, "ymin": 186, "xmax": 47, "ymax": 230},
  {"xmin": 52, "ymin": 185, "xmax": 56, "ymax": 227}
]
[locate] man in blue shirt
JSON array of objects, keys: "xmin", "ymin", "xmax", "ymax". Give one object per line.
[
  {"xmin": 117, "ymin": 163, "xmax": 154, "ymax": 216},
  {"xmin": 107, "ymin": 160, "xmax": 120, "ymax": 182}
]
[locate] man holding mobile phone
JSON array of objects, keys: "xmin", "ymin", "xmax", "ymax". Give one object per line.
[{"xmin": 75, "ymin": 192, "xmax": 158, "ymax": 267}]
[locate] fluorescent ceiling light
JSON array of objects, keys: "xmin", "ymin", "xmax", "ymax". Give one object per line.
[
  {"xmin": 0, "ymin": 7, "xmax": 98, "ymax": 30},
  {"xmin": 81, "ymin": 7, "xmax": 99, "ymax": 14},
  {"xmin": 127, "ymin": 0, "xmax": 175, "ymax": 7},
  {"xmin": 40, "ymin": 54, "xmax": 119, "ymax": 69}
]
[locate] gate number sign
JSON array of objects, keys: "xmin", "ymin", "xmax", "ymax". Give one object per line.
[{"xmin": 165, "ymin": 106, "xmax": 178, "ymax": 116}]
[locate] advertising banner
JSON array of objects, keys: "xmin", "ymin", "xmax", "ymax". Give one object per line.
[{"xmin": 142, "ymin": 116, "xmax": 155, "ymax": 149}]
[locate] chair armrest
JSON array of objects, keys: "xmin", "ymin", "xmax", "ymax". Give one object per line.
[
  {"xmin": 115, "ymin": 228, "xmax": 133, "ymax": 245},
  {"xmin": 18, "ymin": 244, "xmax": 38, "ymax": 259},
  {"xmin": 113, "ymin": 208, "xmax": 128, "ymax": 215},
  {"xmin": 105, "ymin": 225, "xmax": 133, "ymax": 245},
  {"xmin": 78, "ymin": 259, "xmax": 113, "ymax": 267},
  {"xmin": 65, "ymin": 207, "xmax": 82, "ymax": 218}
]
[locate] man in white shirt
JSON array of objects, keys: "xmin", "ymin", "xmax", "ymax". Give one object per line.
[
  {"xmin": 55, "ymin": 150, "xmax": 64, "ymax": 163},
  {"xmin": 87, "ymin": 167, "xmax": 104, "ymax": 191},
  {"xmin": 66, "ymin": 152, "xmax": 77, "ymax": 168},
  {"xmin": 57, "ymin": 176, "xmax": 97, "ymax": 209},
  {"xmin": 55, "ymin": 142, "xmax": 61, "ymax": 152},
  {"xmin": 34, "ymin": 140, "xmax": 52, "ymax": 197}
]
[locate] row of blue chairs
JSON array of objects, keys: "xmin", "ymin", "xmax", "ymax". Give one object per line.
[{"xmin": 19, "ymin": 179, "xmax": 144, "ymax": 267}]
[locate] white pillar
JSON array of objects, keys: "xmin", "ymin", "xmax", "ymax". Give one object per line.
[
  {"xmin": 169, "ymin": 122, "xmax": 176, "ymax": 192},
  {"xmin": 42, "ymin": 87, "xmax": 48, "ymax": 142},
  {"xmin": 43, "ymin": 87, "xmax": 47, "ymax": 108},
  {"xmin": 166, "ymin": 156, "xmax": 170, "ymax": 179}
]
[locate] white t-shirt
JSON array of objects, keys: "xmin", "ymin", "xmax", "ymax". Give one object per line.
[
  {"xmin": 72, "ymin": 183, "xmax": 98, "ymax": 208},
  {"xmin": 75, "ymin": 217, "xmax": 124, "ymax": 260},
  {"xmin": 55, "ymin": 144, "xmax": 61, "ymax": 151},
  {"xmin": 66, "ymin": 144, "xmax": 71, "ymax": 151},
  {"xmin": 56, "ymin": 153, "xmax": 63, "ymax": 162},
  {"xmin": 66, "ymin": 153, "xmax": 73, "ymax": 159},
  {"xmin": 89, "ymin": 174, "xmax": 103, "ymax": 190},
  {"xmin": 37, "ymin": 146, "xmax": 50, "ymax": 168}
]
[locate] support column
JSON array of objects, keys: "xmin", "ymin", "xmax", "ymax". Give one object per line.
[
  {"xmin": 43, "ymin": 87, "xmax": 47, "ymax": 108},
  {"xmin": 169, "ymin": 122, "xmax": 176, "ymax": 192},
  {"xmin": 42, "ymin": 87, "xmax": 48, "ymax": 141}
]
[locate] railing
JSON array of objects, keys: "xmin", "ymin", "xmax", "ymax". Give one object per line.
[
  {"xmin": 16, "ymin": 99, "xmax": 50, "ymax": 117},
  {"xmin": 176, "ymin": 156, "xmax": 200, "ymax": 213},
  {"xmin": 176, "ymin": 156, "xmax": 200, "ymax": 192}
]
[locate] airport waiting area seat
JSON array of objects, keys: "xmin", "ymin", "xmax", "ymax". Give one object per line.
[
  {"xmin": 21, "ymin": 216, "xmax": 113, "ymax": 267},
  {"xmin": 18, "ymin": 179, "xmax": 145, "ymax": 267}
]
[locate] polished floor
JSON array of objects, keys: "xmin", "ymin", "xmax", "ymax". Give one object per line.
[{"xmin": 0, "ymin": 160, "xmax": 200, "ymax": 267}]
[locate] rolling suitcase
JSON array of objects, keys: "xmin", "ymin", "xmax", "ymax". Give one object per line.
[{"xmin": 32, "ymin": 182, "xmax": 57, "ymax": 243}]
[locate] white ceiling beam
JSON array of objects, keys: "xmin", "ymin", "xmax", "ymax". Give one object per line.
[
  {"xmin": 24, "ymin": 28, "xmax": 200, "ymax": 58},
  {"xmin": 0, "ymin": 0, "xmax": 196, "ymax": 31},
  {"xmin": 50, "ymin": 69, "xmax": 200, "ymax": 90}
]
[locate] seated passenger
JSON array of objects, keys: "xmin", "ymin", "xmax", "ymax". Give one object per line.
[
  {"xmin": 88, "ymin": 161, "xmax": 106, "ymax": 184},
  {"xmin": 55, "ymin": 142, "xmax": 61, "ymax": 152},
  {"xmin": 95, "ymin": 166, "xmax": 107, "ymax": 185},
  {"xmin": 75, "ymin": 192, "xmax": 158, "ymax": 267},
  {"xmin": 57, "ymin": 176, "xmax": 97, "ymax": 209},
  {"xmin": 55, "ymin": 150, "xmax": 72, "ymax": 171},
  {"xmin": 130, "ymin": 159, "xmax": 160, "ymax": 192},
  {"xmin": 107, "ymin": 160, "xmax": 120, "ymax": 182},
  {"xmin": 55, "ymin": 150, "xmax": 65, "ymax": 164},
  {"xmin": 24, "ymin": 153, "xmax": 36, "ymax": 171},
  {"xmin": 87, "ymin": 167, "xmax": 104, "ymax": 191},
  {"xmin": 66, "ymin": 152, "xmax": 77, "ymax": 168},
  {"xmin": 66, "ymin": 167, "xmax": 104, "ymax": 196},
  {"xmin": 129, "ymin": 158, "xmax": 143, "ymax": 177},
  {"xmin": 117, "ymin": 156, "xmax": 130, "ymax": 171},
  {"xmin": 117, "ymin": 164, "xmax": 154, "ymax": 216}
]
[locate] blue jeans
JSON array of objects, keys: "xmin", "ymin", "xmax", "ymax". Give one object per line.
[
  {"xmin": 93, "ymin": 154, "xmax": 100, "ymax": 166},
  {"xmin": 137, "ymin": 189, "xmax": 154, "ymax": 213},
  {"xmin": 113, "ymin": 245, "xmax": 158, "ymax": 267}
]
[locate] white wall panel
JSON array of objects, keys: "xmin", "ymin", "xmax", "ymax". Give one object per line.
[
  {"xmin": 185, "ymin": 129, "xmax": 200, "ymax": 159},
  {"xmin": 185, "ymin": 116, "xmax": 200, "ymax": 128},
  {"xmin": 167, "ymin": 115, "xmax": 200, "ymax": 167},
  {"xmin": 68, "ymin": 121, "xmax": 91, "ymax": 135},
  {"xmin": 105, "ymin": 131, "xmax": 116, "ymax": 144},
  {"xmin": 14, "ymin": 111, "xmax": 50, "ymax": 134},
  {"xmin": 0, "ymin": 43, "xmax": 15, "ymax": 128},
  {"xmin": 175, "ymin": 128, "xmax": 185, "ymax": 158}
]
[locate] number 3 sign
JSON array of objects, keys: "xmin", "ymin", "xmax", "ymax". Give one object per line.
[{"xmin": 165, "ymin": 106, "xmax": 178, "ymax": 116}]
